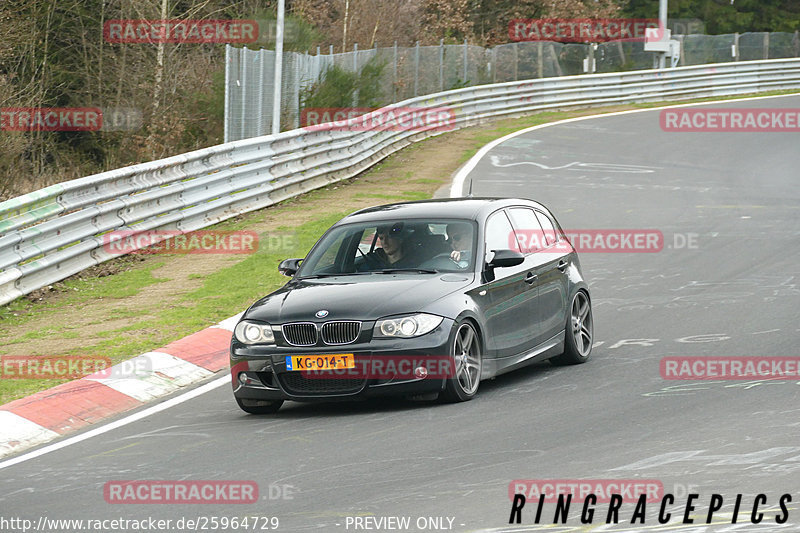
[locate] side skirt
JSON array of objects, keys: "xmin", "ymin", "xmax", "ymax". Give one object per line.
[{"xmin": 482, "ymin": 331, "xmax": 565, "ymax": 379}]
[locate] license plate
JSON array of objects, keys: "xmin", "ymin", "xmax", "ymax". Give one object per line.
[{"xmin": 285, "ymin": 354, "xmax": 355, "ymax": 371}]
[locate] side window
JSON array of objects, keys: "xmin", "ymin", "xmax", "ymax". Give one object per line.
[
  {"xmin": 535, "ymin": 210, "xmax": 558, "ymax": 246},
  {"xmin": 507, "ymin": 208, "xmax": 546, "ymax": 253},
  {"xmin": 485, "ymin": 210, "xmax": 516, "ymax": 253},
  {"xmin": 313, "ymin": 231, "xmax": 349, "ymax": 273}
]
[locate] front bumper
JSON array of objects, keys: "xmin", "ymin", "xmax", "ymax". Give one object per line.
[{"xmin": 230, "ymin": 319, "xmax": 454, "ymax": 402}]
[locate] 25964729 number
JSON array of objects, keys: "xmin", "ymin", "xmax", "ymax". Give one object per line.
[{"xmin": 193, "ymin": 516, "xmax": 279, "ymax": 530}]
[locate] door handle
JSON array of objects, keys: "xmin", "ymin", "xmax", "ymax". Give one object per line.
[
  {"xmin": 557, "ymin": 259, "xmax": 569, "ymax": 272},
  {"xmin": 524, "ymin": 272, "xmax": 538, "ymax": 284}
]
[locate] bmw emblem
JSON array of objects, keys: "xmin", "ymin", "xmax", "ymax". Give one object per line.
[{"xmin": 315, "ymin": 310, "xmax": 329, "ymax": 318}]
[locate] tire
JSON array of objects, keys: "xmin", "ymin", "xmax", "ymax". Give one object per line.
[
  {"xmin": 550, "ymin": 290, "xmax": 593, "ymax": 366},
  {"xmin": 236, "ymin": 397, "xmax": 284, "ymax": 414},
  {"xmin": 441, "ymin": 321, "xmax": 482, "ymax": 402}
]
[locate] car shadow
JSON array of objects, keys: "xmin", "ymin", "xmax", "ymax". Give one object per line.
[{"xmin": 233, "ymin": 359, "xmax": 582, "ymax": 419}]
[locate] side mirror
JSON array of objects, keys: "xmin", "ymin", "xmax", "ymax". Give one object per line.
[
  {"xmin": 487, "ymin": 249, "xmax": 525, "ymax": 268},
  {"xmin": 278, "ymin": 258, "xmax": 303, "ymax": 277}
]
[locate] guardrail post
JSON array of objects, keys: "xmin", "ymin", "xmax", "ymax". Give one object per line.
[
  {"xmin": 794, "ymin": 31, "xmax": 799, "ymax": 57},
  {"xmin": 763, "ymin": 33, "xmax": 769, "ymax": 60},
  {"xmin": 240, "ymin": 47, "xmax": 247, "ymax": 141},
  {"xmin": 224, "ymin": 44, "xmax": 231, "ymax": 143},
  {"xmin": 463, "ymin": 38, "xmax": 468, "ymax": 84},
  {"xmin": 491, "ymin": 47, "xmax": 496, "ymax": 83},
  {"xmin": 733, "ymin": 33, "xmax": 739, "ymax": 61},
  {"xmin": 439, "ymin": 39, "xmax": 445, "ymax": 91},
  {"xmin": 414, "ymin": 41, "xmax": 420, "ymax": 97},
  {"xmin": 537, "ymin": 42, "xmax": 544, "ymax": 78},
  {"xmin": 256, "ymin": 50, "xmax": 265, "ymax": 137},
  {"xmin": 353, "ymin": 42, "xmax": 359, "ymax": 107},
  {"xmin": 514, "ymin": 43, "xmax": 519, "ymax": 80},
  {"xmin": 585, "ymin": 43, "xmax": 596, "ymax": 74},
  {"xmin": 550, "ymin": 43, "xmax": 562, "ymax": 77},
  {"xmin": 393, "ymin": 41, "xmax": 398, "ymax": 101}
]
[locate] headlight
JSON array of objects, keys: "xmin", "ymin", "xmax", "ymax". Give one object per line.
[
  {"xmin": 234, "ymin": 321, "xmax": 275, "ymax": 345},
  {"xmin": 374, "ymin": 313, "xmax": 443, "ymax": 338}
]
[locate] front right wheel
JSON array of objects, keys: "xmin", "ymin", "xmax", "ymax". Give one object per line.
[
  {"xmin": 442, "ymin": 321, "xmax": 482, "ymax": 402},
  {"xmin": 550, "ymin": 290, "xmax": 593, "ymax": 366}
]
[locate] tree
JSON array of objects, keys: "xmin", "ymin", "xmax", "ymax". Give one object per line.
[{"xmin": 622, "ymin": 0, "xmax": 800, "ymax": 33}]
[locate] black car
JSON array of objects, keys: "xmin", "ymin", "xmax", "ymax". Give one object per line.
[{"xmin": 230, "ymin": 198, "xmax": 593, "ymax": 413}]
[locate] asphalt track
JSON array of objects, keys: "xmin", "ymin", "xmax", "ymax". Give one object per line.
[{"xmin": 1, "ymin": 95, "xmax": 799, "ymax": 533}]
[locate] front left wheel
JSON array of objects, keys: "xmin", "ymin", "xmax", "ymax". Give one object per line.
[
  {"xmin": 236, "ymin": 397, "xmax": 284, "ymax": 414},
  {"xmin": 442, "ymin": 321, "xmax": 482, "ymax": 402}
]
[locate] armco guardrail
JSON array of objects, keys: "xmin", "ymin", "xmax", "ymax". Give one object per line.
[{"xmin": 2, "ymin": 58, "xmax": 800, "ymax": 306}]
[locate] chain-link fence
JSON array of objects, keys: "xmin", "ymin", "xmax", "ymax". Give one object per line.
[{"xmin": 225, "ymin": 31, "xmax": 800, "ymax": 142}]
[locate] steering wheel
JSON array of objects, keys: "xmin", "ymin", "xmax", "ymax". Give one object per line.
[
  {"xmin": 356, "ymin": 247, "xmax": 386, "ymax": 270},
  {"xmin": 424, "ymin": 252, "xmax": 467, "ymax": 269}
]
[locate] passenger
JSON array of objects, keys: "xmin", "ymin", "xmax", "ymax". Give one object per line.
[{"xmin": 447, "ymin": 223, "xmax": 473, "ymax": 265}]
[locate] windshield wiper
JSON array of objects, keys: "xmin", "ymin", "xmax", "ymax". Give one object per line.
[
  {"xmin": 374, "ymin": 268, "xmax": 439, "ymax": 274},
  {"xmin": 298, "ymin": 272, "xmax": 373, "ymax": 279}
]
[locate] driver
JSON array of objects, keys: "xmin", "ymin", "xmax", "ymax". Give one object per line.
[
  {"xmin": 377, "ymin": 224, "xmax": 406, "ymax": 265},
  {"xmin": 360, "ymin": 222, "xmax": 416, "ymax": 269}
]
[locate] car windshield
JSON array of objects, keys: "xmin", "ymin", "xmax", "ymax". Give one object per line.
[{"xmin": 297, "ymin": 219, "xmax": 477, "ymax": 277}]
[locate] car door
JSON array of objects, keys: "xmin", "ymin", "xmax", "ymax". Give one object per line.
[
  {"xmin": 505, "ymin": 207, "xmax": 549, "ymax": 351},
  {"xmin": 532, "ymin": 209, "xmax": 570, "ymax": 345},
  {"xmin": 475, "ymin": 209, "xmax": 538, "ymax": 358}
]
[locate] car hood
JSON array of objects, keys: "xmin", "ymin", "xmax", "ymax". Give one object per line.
[{"xmin": 244, "ymin": 273, "xmax": 473, "ymax": 323}]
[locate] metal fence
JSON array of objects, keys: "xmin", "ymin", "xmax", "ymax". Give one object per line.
[
  {"xmin": 3, "ymin": 58, "xmax": 800, "ymax": 307},
  {"xmin": 225, "ymin": 31, "xmax": 800, "ymax": 141}
]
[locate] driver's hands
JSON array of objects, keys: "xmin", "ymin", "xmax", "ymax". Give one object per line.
[{"xmin": 450, "ymin": 250, "xmax": 461, "ymax": 261}]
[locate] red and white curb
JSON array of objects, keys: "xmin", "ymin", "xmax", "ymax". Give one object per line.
[{"xmin": 0, "ymin": 312, "xmax": 243, "ymax": 459}]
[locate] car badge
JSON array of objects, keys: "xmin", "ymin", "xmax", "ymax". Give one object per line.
[{"xmin": 315, "ymin": 310, "xmax": 329, "ymax": 318}]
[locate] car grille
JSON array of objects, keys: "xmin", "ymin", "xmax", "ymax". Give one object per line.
[
  {"xmin": 321, "ymin": 321, "xmax": 361, "ymax": 345},
  {"xmin": 282, "ymin": 323, "xmax": 317, "ymax": 346},
  {"xmin": 279, "ymin": 372, "xmax": 366, "ymax": 395},
  {"xmin": 281, "ymin": 321, "xmax": 361, "ymax": 346}
]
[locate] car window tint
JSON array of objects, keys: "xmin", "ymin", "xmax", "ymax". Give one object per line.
[
  {"xmin": 508, "ymin": 208, "xmax": 546, "ymax": 253},
  {"xmin": 298, "ymin": 219, "xmax": 478, "ymax": 276},
  {"xmin": 359, "ymin": 227, "xmax": 377, "ymax": 254},
  {"xmin": 485, "ymin": 211, "xmax": 516, "ymax": 253},
  {"xmin": 314, "ymin": 231, "xmax": 349, "ymax": 272},
  {"xmin": 535, "ymin": 210, "xmax": 558, "ymax": 246}
]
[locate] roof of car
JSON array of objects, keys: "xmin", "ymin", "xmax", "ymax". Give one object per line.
[{"xmin": 341, "ymin": 197, "xmax": 548, "ymax": 225}]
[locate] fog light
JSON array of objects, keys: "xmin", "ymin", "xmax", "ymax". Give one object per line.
[
  {"xmin": 414, "ymin": 366, "xmax": 428, "ymax": 379},
  {"xmin": 238, "ymin": 372, "xmax": 253, "ymax": 385}
]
